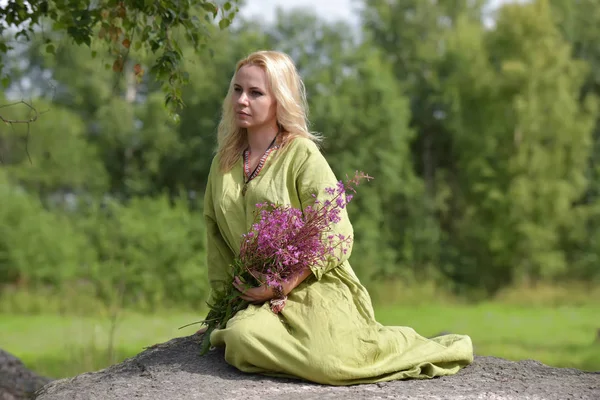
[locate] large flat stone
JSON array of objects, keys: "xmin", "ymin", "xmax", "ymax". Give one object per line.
[{"xmin": 34, "ymin": 334, "xmax": 600, "ymax": 400}]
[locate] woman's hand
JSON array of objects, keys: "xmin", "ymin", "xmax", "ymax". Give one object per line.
[
  {"xmin": 233, "ymin": 267, "xmax": 314, "ymax": 304},
  {"xmin": 233, "ymin": 276, "xmax": 275, "ymax": 304}
]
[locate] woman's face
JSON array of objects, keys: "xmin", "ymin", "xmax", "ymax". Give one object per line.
[{"xmin": 232, "ymin": 64, "xmax": 277, "ymax": 133}]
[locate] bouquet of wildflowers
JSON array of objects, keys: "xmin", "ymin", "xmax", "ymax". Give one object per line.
[{"xmin": 197, "ymin": 171, "xmax": 373, "ymax": 355}]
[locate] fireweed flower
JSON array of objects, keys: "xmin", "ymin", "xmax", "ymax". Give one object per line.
[{"xmin": 197, "ymin": 171, "xmax": 373, "ymax": 355}]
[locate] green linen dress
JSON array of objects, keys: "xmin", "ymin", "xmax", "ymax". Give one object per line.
[{"xmin": 203, "ymin": 136, "xmax": 474, "ymax": 386}]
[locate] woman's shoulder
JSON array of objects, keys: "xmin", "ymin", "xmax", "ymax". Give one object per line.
[
  {"xmin": 207, "ymin": 152, "xmax": 220, "ymax": 174},
  {"xmin": 284, "ymin": 135, "xmax": 322, "ymax": 159},
  {"xmin": 279, "ymin": 135, "xmax": 331, "ymax": 176},
  {"xmin": 206, "ymin": 151, "xmax": 227, "ymax": 183}
]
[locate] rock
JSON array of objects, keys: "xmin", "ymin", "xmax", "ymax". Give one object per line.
[
  {"xmin": 34, "ymin": 334, "xmax": 600, "ymax": 400},
  {"xmin": 0, "ymin": 348, "xmax": 53, "ymax": 400}
]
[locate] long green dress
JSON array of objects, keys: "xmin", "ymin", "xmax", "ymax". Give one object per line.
[{"xmin": 203, "ymin": 136, "xmax": 473, "ymax": 386}]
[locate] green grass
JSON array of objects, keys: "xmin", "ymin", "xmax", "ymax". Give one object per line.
[
  {"xmin": 0, "ymin": 311, "xmax": 204, "ymax": 378},
  {"xmin": 2, "ymin": 303, "xmax": 598, "ymax": 379}
]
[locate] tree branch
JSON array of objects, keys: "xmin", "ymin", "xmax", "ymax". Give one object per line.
[
  {"xmin": 0, "ymin": 100, "xmax": 41, "ymax": 164},
  {"xmin": 0, "ymin": 100, "xmax": 40, "ymax": 124}
]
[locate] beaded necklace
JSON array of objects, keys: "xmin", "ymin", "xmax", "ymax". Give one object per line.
[{"xmin": 242, "ymin": 132, "xmax": 280, "ymax": 196}]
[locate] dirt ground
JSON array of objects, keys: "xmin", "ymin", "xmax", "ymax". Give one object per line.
[{"xmin": 33, "ymin": 334, "xmax": 600, "ymax": 400}]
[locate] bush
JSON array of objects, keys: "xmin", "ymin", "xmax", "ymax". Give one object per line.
[
  {"xmin": 0, "ymin": 171, "xmax": 95, "ymax": 287},
  {"xmin": 73, "ymin": 193, "xmax": 209, "ymax": 310},
  {"xmin": 2, "ymin": 168, "xmax": 209, "ymax": 311}
]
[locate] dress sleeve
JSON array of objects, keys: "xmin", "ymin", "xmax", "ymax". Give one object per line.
[
  {"xmin": 295, "ymin": 145, "xmax": 354, "ymax": 281},
  {"xmin": 203, "ymin": 162, "xmax": 235, "ymax": 307}
]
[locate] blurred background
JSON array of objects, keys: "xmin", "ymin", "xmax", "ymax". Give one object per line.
[{"xmin": 1, "ymin": 0, "xmax": 599, "ymax": 380}]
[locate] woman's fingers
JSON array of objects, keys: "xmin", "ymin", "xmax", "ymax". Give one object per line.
[
  {"xmin": 239, "ymin": 285, "xmax": 269, "ymax": 303},
  {"xmin": 241, "ymin": 287, "xmax": 261, "ymax": 301},
  {"xmin": 233, "ymin": 276, "xmax": 246, "ymax": 294},
  {"xmin": 232, "ymin": 276, "xmax": 276, "ymax": 304}
]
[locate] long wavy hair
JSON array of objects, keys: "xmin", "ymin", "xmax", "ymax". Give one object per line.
[{"xmin": 216, "ymin": 50, "xmax": 321, "ymax": 172}]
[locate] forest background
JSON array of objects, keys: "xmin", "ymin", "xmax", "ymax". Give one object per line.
[{"xmin": 1, "ymin": 0, "xmax": 599, "ymax": 379}]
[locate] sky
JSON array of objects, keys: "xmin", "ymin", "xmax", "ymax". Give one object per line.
[
  {"xmin": 240, "ymin": 0, "xmax": 364, "ymax": 26},
  {"xmin": 240, "ymin": 0, "xmax": 516, "ymax": 27}
]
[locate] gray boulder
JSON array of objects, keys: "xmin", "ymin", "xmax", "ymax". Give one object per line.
[
  {"xmin": 0, "ymin": 348, "xmax": 53, "ymax": 400},
  {"xmin": 33, "ymin": 333, "xmax": 599, "ymax": 400}
]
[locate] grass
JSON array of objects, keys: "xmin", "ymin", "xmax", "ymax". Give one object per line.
[
  {"xmin": 0, "ymin": 311, "xmax": 204, "ymax": 378},
  {"xmin": 2, "ymin": 302, "xmax": 599, "ymax": 379}
]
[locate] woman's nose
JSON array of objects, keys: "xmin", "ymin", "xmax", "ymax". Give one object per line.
[{"xmin": 237, "ymin": 91, "xmax": 248, "ymax": 104}]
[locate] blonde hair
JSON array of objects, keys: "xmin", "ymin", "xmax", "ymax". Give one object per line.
[{"xmin": 216, "ymin": 50, "xmax": 321, "ymax": 172}]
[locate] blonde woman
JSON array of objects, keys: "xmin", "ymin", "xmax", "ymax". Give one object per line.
[{"xmin": 202, "ymin": 50, "xmax": 473, "ymax": 385}]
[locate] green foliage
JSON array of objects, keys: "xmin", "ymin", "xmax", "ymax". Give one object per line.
[
  {"xmin": 1, "ymin": 100, "xmax": 109, "ymax": 195},
  {"xmin": 0, "ymin": 171, "xmax": 209, "ymax": 309},
  {"xmin": 360, "ymin": 0, "xmax": 488, "ymax": 284},
  {"xmin": 547, "ymin": 0, "xmax": 600, "ymax": 281},
  {"xmin": 1, "ymin": 0, "xmax": 600, "ymax": 310},
  {"xmin": 0, "ymin": 0, "xmax": 241, "ymax": 114},
  {"xmin": 434, "ymin": 0, "xmax": 597, "ymax": 292},
  {"xmin": 72, "ymin": 194, "xmax": 209, "ymax": 309},
  {"xmin": 363, "ymin": 0, "xmax": 600, "ymax": 294},
  {"xmin": 0, "ymin": 170, "xmax": 94, "ymax": 286}
]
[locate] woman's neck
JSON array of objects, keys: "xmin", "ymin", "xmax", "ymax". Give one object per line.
[{"xmin": 247, "ymin": 125, "xmax": 279, "ymax": 154}]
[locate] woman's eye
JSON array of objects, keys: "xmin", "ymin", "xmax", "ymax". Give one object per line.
[
  {"xmin": 234, "ymin": 87, "xmax": 242, "ymax": 92},
  {"xmin": 252, "ymin": 90, "xmax": 263, "ymax": 96}
]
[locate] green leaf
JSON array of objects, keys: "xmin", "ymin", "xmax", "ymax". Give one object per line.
[
  {"xmin": 46, "ymin": 44, "xmax": 55, "ymax": 54},
  {"xmin": 201, "ymin": 3, "xmax": 218, "ymax": 16},
  {"xmin": 224, "ymin": 2, "xmax": 232, "ymax": 11},
  {"xmin": 199, "ymin": 327, "xmax": 213, "ymax": 355},
  {"xmin": 218, "ymin": 18, "xmax": 231, "ymax": 30},
  {"xmin": 165, "ymin": 93, "xmax": 173, "ymax": 107},
  {"xmin": 91, "ymin": 50, "xmax": 97, "ymax": 58},
  {"xmin": 1, "ymin": 76, "xmax": 10, "ymax": 89}
]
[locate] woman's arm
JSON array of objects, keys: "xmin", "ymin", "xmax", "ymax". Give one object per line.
[{"xmin": 204, "ymin": 162, "xmax": 235, "ymax": 307}]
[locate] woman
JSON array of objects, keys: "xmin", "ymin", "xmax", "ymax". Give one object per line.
[{"xmin": 202, "ymin": 50, "xmax": 473, "ymax": 385}]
